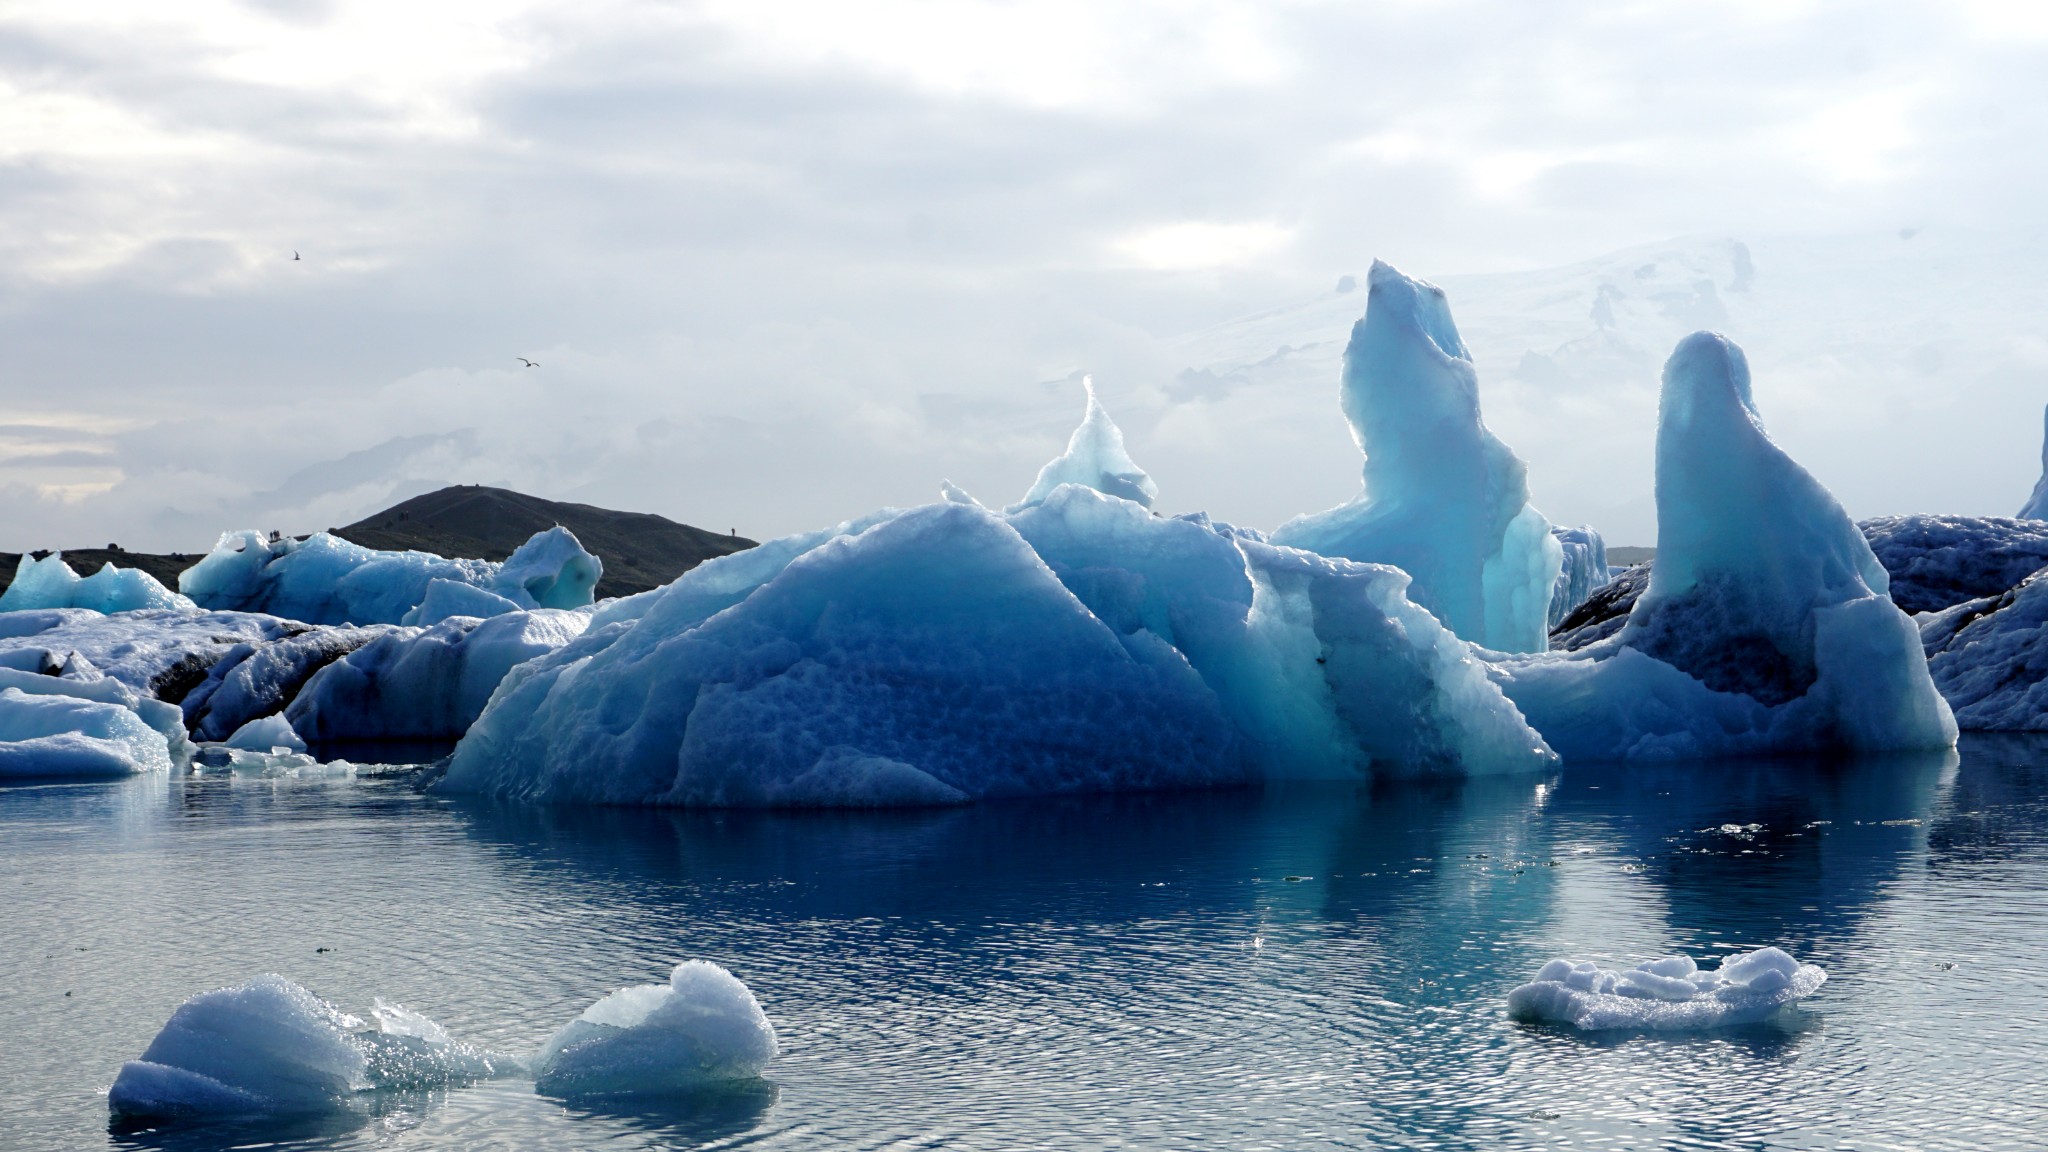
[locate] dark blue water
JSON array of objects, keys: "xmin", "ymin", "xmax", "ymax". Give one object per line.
[{"xmin": 4, "ymin": 738, "xmax": 2047, "ymax": 1150}]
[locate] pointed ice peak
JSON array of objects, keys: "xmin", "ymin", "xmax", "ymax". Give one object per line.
[
  {"xmin": 939, "ymin": 480, "xmax": 983, "ymax": 508},
  {"xmin": 1008, "ymin": 376, "xmax": 1159, "ymax": 512},
  {"xmin": 2018, "ymin": 403, "xmax": 2048, "ymax": 520},
  {"xmin": 1660, "ymin": 330, "xmax": 1758, "ymax": 426},
  {"xmin": 1367, "ymin": 259, "xmax": 1471, "ymax": 364}
]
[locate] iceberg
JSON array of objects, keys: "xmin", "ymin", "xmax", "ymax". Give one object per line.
[
  {"xmin": 2019, "ymin": 403, "xmax": 2048, "ymax": 520},
  {"xmin": 179, "ymin": 527, "xmax": 602, "ymax": 627},
  {"xmin": 0, "ymin": 663, "xmax": 190, "ymax": 777},
  {"xmin": 1506, "ymin": 947, "xmax": 1826, "ymax": 1031},
  {"xmin": 1491, "ymin": 333, "xmax": 1956, "ymax": 759},
  {"xmin": 1548, "ymin": 524, "xmax": 1611, "ymax": 628},
  {"xmin": 182, "ymin": 625, "xmax": 395, "ymax": 742},
  {"xmin": 0, "ymin": 553, "xmax": 195, "ymax": 614},
  {"xmin": 1270, "ymin": 261, "xmax": 1562, "ymax": 653},
  {"xmin": 533, "ymin": 961, "xmax": 777, "ymax": 1098},
  {"xmin": 0, "ymin": 608, "xmax": 294, "ymax": 705},
  {"xmin": 286, "ymin": 609, "xmax": 591, "ymax": 744},
  {"xmin": 108, "ymin": 976, "xmax": 507, "ymax": 1121},
  {"xmin": 400, "ymin": 579, "xmax": 524, "ymax": 626},
  {"xmin": 1007, "ymin": 376, "xmax": 1158, "ymax": 511},
  {"xmin": 440, "ymin": 400, "xmax": 1555, "ymax": 806},
  {"xmin": 1919, "ymin": 570, "xmax": 2048, "ymax": 730},
  {"xmin": 1859, "ymin": 514, "xmax": 2048, "ymax": 614}
]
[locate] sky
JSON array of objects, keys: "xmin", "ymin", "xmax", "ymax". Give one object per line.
[{"xmin": 2, "ymin": 0, "xmax": 2046, "ymax": 551}]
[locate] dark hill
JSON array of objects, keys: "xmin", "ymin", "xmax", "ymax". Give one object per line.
[{"xmin": 333, "ymin": 485, "xmax": 754, "ymax": 598}]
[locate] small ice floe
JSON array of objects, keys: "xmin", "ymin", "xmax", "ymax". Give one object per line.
[
  {"xmin": 108, "ymin": 975, "xmax": 510, "ymax": 1121},
  {"xmin": 224, "ymin": 714, "xmax": 307, "ymax": 754},
  {"xmin": 1506, "ymin": 947, "xmax": 1825, "ymax": 1031},
  {"xmin": 533, "ymin": 961, "xmax": 778, "ymax": 1098}
]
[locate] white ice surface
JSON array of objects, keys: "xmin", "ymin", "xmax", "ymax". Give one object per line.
[
  {"xmin": 532, "ymin": 961, "xmax": 778, "ymax": 1098},
  {"xmin": 107, "ymin": 976, "xmax": 507, "ymax": 1120},
  {"xmin": 224, "ymin": 713, "xmax": 307, "ymax": 754},
  {"xmin": 0, "ymin": 665, "xmax": 188, "ymax": 776},
  {"xmin": 1270, "ymin": 262, "xmax": 1562, "ymax": 653},
  {"xmin": 0, "ymin": 553, "xmax": 195, "ymax": 614},
  {"xmin": 1490, "ymin": 333, "xmax": 1956, "ymax": 760},
  {"xmin": 1507, "ymin": 948, "xmax": 1826, "ymax": 1031}
]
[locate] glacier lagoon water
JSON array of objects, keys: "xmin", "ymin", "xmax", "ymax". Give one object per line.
[{"xmin": 5, "ymin": 742, "xmax": 2048, "ymax": 1150}]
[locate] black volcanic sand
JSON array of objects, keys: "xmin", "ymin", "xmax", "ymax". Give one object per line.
[{"xmin": 0, "ymin": 486, "xmax": 753, "ymax": 601}]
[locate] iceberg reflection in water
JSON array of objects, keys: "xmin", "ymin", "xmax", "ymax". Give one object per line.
[{"xmin": 2, "ymin": 740, "xmax": 2045, "ymax": 1149}]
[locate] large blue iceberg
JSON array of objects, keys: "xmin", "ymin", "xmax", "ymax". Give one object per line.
[
  {"xmin": 439, "ymin": 398, "xmax": 1556, "ymax": 806},
  {"xmin": 179, "ymin": 526, "xmax": 601, "ymax": 626},
  {"xmin": 1270, "ymin": 261, "xmax": 1562, "ymax": 654},
  {"xmin": 1492, "ymin": 333, "xmax": 1956, "ymax": 759}
]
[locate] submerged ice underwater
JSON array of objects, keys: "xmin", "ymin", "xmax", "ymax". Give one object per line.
[{"xmin": 9, "ymin": 258, "xmax": 2048, "ymax": 1143}]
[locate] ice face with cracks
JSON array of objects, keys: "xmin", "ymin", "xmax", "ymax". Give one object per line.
[
  {"xmin": 1507, "ymin": 948, "xmax": 1826, "ymax": 1031},
  {"xmin": 0, "ymin": 553, "xmax": 194, "ymax": 614},
  {"xmin": 533, "ymin": 961, "xmax": 778, "ymax": 1098},
  {"xmin": 441, "ymin": 434, "xmax": 1556, "ymax": 807},
  {"xmin": 1271, "ymin": 262, "xmax": 1562, "ymax": 654},
  {"xmin": 1491, "ymin": 333, "xmax": 1956, "ymax": 759},
  {"xmin": 107, "ymin": 976, "xmax": 509, "ymax": 1121},
  {"xmin": 179, "ymin": 527, "xmax": 602, "ymax": 626}
]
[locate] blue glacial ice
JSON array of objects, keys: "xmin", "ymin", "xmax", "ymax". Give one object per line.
[
  {"xmin": 179, "ymin": 526, "xmax": 601, "ymax": 627},
  {"xmin": 1007, "ymin": 376, "xmax": 1158, "ymax": 512},
  {"xmin": 1491, "ymin": 332, "xmax": 1956, "ymax": 759},
  {"xmin": 1548, "ymin": 524, "xmax": 1611, "ymax": 628},
  {"xmin": 1270, "ymin": 261, "xmax": 1562, "ymax": 653},
  {"xmin": 286, "ymin": 609, "xmax": 591, "ymax": 743},
  {"xmin": 0, "ymin": 657, "xmax": 191, "ymax": 777},
  {"xmin": 108, "ymin": 976, "xmax": 509, "ymax": 1121},
  {"xmin": 2018, "ymin": 403, "xmax": 2048, "ymax": 520},
  {"xmin": 1507, "ymin": 947, "xmax": 1826, "ymax": 1031},
  {"xmin": 0, "ymin": 553, "xmax": 195, "ymax": 614},
  {"xmin": 533, "ymin": 961, "xmax": 778, "ymax": 1098},
  {"xmin": 440, "ymin": 396, "xmax": 1555, "ymax": 806}
]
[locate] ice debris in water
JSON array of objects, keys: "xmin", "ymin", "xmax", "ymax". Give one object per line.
[
  {"xmin": 1008, "ymin": 376, "xmax": 1159, "ymax": 512},
  {"xmin": 179, "ymin": 527, "xmax": 601, "ymax": 627},
  {"xmin": 108, "ymin": 975, "xmax": 509, "ymax": 1121},
  {"xmin": 1490, "ymin": 332, "xmax": 1957, "ymax": 759},
  {"xmin": 0, "ymin": 553, "xmax": 195, "ymax": 615},
  {"xmin": 533, "ymin": 961, "xmax": 778, "ymax": 1098},
  {"xmin": 1507, "ymin": 947, "xmax": 1826, "ymax": 1031},
  {"xmin": 1270, "ymin": 261, "xmax": 1563, "ymax": 654},
  {"xmin": 224, "ymin": 713, "xmax": 306, "ymax": 754}
]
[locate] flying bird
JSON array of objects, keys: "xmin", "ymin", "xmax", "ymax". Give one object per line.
[
  {"xmin": 516, "ymin": 357, "xmax": 539, "ymax": 368},
  {"xmin": 293, "ymin": 250, "xmax": 300, "ymax": 261}
]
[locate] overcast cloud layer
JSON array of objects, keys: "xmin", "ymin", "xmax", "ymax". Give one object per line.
[{"xmin": 2, "ymin": 0, "xmax": 2046, "ymax": 551}]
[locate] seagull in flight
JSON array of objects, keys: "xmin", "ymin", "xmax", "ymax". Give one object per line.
[{"xmin": 516, "ymin": 357, "xmax": 539, "ymax": 368}]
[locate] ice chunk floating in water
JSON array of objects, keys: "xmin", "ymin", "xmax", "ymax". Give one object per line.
[
  {"xmin": 533, "ymin": 961, "xmax": 778, "ymax": 1098},
  {"xmin": 1507, "ymin": 948, "xmax": 1826, "ymax": 1031},
  {"xmin": 108, "ymin": 976, "xmax": 508, "ymax": 1121},
  {"xmin": 1270, "ymin": 262, "xmax": 1562, "ymax": 653},
  {"xmin": 1491, "ymin": 333, "xmax": 1956, "ymax": 759}
]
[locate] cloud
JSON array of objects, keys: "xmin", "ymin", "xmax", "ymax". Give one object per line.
[{"xmin": 0, "ymin": 0, "xmax": 2040, "ymax": 552}]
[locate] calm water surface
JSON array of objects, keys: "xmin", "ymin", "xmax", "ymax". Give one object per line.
[{"xmin": 4, "ymin": 738, "xmax": 2047, "ymax": 1150}]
